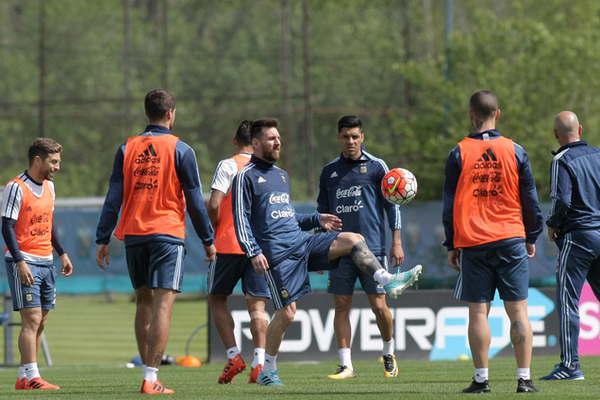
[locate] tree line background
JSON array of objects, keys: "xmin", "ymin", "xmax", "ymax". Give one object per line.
[{"xmin": 1, "ymin": 0, "xmax": 600, "ymax": 201}]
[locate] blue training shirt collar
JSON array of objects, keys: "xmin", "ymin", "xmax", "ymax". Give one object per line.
[
  {"xmin": 467, "ymin": 129, "xmax": 502, "ymax": 139},
  {"xmin": 142, "ymin": 124, "xmax": 172, "ymax": 135},
  {"xmin": 553, "ymin": 140, "xmax": 587, "ymax": 155}
]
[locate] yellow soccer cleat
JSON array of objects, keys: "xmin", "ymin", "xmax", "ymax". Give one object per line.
[
  {"xmin": 328, "ymin": 365, "xmax": 357, "ymax": 380},
  {"xmin": 383, "ymin": 354, "xmax": 398, "ymax": 378}
]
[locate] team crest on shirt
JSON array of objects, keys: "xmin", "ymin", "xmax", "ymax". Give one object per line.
[
  {"xmin": 359, "ymin": 164, "xmax": 367, "ymax": 174},
  {"xmin": 280, "ymin": 288, "xmax": 289, "ymax": 299},
  {"xmin": 280, "ymin": 174, "xmax": 286, "ymax": 183}
]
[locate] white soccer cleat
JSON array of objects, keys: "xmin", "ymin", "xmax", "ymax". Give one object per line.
[{"xmin": 384, "ymin": 264, "xmax": 423, "ymax": 298}]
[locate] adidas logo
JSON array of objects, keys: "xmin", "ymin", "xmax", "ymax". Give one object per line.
[
  {"xmin": 330, "ymin": 171, "xmax": 338, "ymax": 178},
  {"xmin": 258, "ymin": 176, "xmax": 267, "ymax": 183},
  {"xmin": 477, "ymin": 148, "xmax": 497, "ymax": 162},
  {"xmin": 475, "ymin": 148, "xmax": 502, "ymax": 169},
  {"xmin": 135, "ymin": 144, "xmax": 160, "ymax": 164}
]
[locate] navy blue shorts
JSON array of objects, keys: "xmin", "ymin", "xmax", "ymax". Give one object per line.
[
  {"xmin": 208, "ymin": 253, "xmax": 270, "ymax": 298},
  {"xmin": 454, "ymin": 241, "xmax": 529, "ymax": 302},
  {"xmin": 126, "ymin": 242, "xmax": 185, "ymax": 292},
  {"xmin": 266, "ymin": 232, "xmax": 339, "ymax": 310},
  {"xmin": 5, "ymin": 260, "xmax": 56, "ymax": 311},
  {"xmin": 328, "ymin": 255, "xmax": 387, "ymax": 295}
]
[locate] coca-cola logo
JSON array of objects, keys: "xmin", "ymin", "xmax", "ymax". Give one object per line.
[
  {"xmin": 336, "ymin": 185, "xmax": 362, "ymax": 199},
  {"xmin": 269, "ymin": 193, "xmax": 290, "ymax": 204}
]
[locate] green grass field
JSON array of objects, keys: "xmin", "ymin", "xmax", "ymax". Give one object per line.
[{"xmin": 0, "ymin": 295, "xmax": 599, "ymax": 399}]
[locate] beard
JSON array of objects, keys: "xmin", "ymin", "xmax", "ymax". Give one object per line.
[{"xmin": 263, "ymin": 149, "xmax": 280, "ymax": 162}]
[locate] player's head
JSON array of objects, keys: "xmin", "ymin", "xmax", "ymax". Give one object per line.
[
  {"xmin": 251, "ymin": 119, "xmax": 281, "ymax": 163},
  {"xmin": 145, "ymin": 89, "xmax": 176, "ymax": 129},
  {"xmin": 234, "ymin": 119, "xmax": 253, "ymax": 150},
  {"xmin": 337, "ymin": 115, "xmax": 364, "ymax": 160},
  {"xmin": 469, "ymin": 90, "xmax": 501, "ymax": 129},
  {"xmin": 554, "ymin": 111, "xmax": 582, "ymax": 146},
  {"xmin": 28, "ymin": 137, "xmax": 62, "ymax": 180}
]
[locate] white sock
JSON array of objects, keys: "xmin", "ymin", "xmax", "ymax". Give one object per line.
[
  {"xmin": 252, "ymin": 348, "xmax": 265, "ymax": 367},
  {"xmin": 373, "ymin": 269, "xmax": 394, "ymax": 285},
  {"xmin": 382, "ymin": 339, "xmax": 394, "ymax": 356},
  {"xmin": 17, "ymin": 366, "xmax": 27, "ymax": 379},
  {"xmin": 517, "ymin": 368, "xmax": 530, "ymax": 380},
  {"xmin": 474, "ymin": 368, "xmax": 488, "ymax": 383},
  {"xmin": 144, "ymin": 366, "xmax": 159, "ymax": 383},
  {"xmin": 264, "ymin": 353, "xmax": 277, "ymax": 372},
  {"xmin": 338, "ymin": 348, "xmax": 353, "ymax": 370},
  {"xmin": 23, "ymin": 362, "xmax": 40, "ymax": 380},
  {"xmin": 226, "ymin": 346, "xmax": 240, "ymax": 359}
]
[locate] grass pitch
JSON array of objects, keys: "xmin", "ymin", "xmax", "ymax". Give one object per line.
[{"xmin": 0, "ymin": 295, "xmax": 598, "ymax": 399}]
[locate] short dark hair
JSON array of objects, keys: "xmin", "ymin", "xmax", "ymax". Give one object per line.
[
  {"xmin": 469, "ymin": 90, "xmax": 498, "ymax": 120},
  {"xmin": 144, "ymin": 89, "xmax": 176, "ymax": 121},
  {"xmin": 338, "ymin": 115, "xmax": 362, "ymax": 132},
  {"xmin": 28, "ymin": 138, "xmax": 62, "ymax": 164},
  {"xmin": 250, "ymin": 118, "xmax": 278, "ymax": 139},
  {"xmin": 235, "ymin": 120, "xmax": 252, "ymax": 146}
]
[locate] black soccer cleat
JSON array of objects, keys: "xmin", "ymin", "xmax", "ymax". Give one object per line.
[
  {"xmin": 516, "ymin": 378, "xmax": 538, "ymax": 393},
  {"xmin": 462, "ymin": 379, "xmax": 491, "ymax": 393}
]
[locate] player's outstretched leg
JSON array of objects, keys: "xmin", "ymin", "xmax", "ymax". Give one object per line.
[{"xmin": 330, "ymin": 233, "xmax": 422, "ymax": 298}]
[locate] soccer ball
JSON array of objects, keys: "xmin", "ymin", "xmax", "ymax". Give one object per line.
[{"xmin": 381, "ymin": 168, "xmax": 418, "ymax": 205}]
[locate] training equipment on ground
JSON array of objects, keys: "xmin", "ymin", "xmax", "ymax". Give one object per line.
[
  {"xmin": 381, "ymin": 168, "xmax": 418, "ymax": 205},
  {"xmin": 176, "ymin": 355, "xmax": 202, "ymax": 368}
]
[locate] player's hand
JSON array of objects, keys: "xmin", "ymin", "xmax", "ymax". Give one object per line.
[
  {"xmin": 390, "ymin": 241, "xmax": 405, "ymax": 266},
  {"xmin": 319, "ymin": 213, "xmax": 342, "ymax": 231},
  {"xmin": 204, "ymin": 244, "xmax": 217, "ymax": 261},
  {"xmin": 16, "ymin": 261, "xmax": 34, "ymax": 286},
  {"xmin": 547, "ymin": 227, "xmax": 559, "ymax": 242},
  {"xmin": 251, "ymin": 253, "xmax": 269, "ymax": 274},
  {"xmin": 526, "ymin": 243, "xmax": 536, "ymax": 258},
  {"xmin": 60, "ymin": 253, "xmax": 74, "ymax": 276},
  {"xmin": 447, "ymin": 249, "xmax": 460, "ymax": 272},
  {"xmin": 96, "ymin": 244, "xmax": 110, "ymax": 270}
]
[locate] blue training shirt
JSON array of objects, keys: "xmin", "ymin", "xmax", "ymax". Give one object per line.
[
  {"xmin": 317, "ymin": 150, "xmax": 401, "ymax": 257},
  {"xmin": 95, "ymin": 125, "xmax": 214, "ymax": 247},
  {"xmin": 547, "ymin": 140, "xmax": 600, "ymax": 233},
  {"xmin": 442, "ymin": 129, "xmax": 543, "ymax": 250},
  {"xmin": 232, "ymin": 155, "xmax": 320, "ymax": 265}
]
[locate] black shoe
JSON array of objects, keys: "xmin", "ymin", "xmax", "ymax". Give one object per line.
[
  {"xmin": 462, "ymin": 379, "xmax": 491, "ymax": 393},
  {"xmin": 516, "ymin": 379, "xmax": 538, "ymax": 393}
]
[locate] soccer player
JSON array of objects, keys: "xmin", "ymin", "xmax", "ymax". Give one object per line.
[
  {"xmin": 207, "ymin": 120, "xmax": 269, "ymax": 384},
  {"xmin": 317, "ymin": 115, "xmax": 421, "ymax": 379},
  {"xmin": 442, "ymin": 90, "xmax": 543, "ymax": 393},
  {"xmin": 1, "ymin": 138, "xmax": 73, "ymax": 390},
  {"xmin": 541, "ymin": 111, "xmax": 600, "ymax": 381},
  {"xmin": 233, "ymin": 118, "xmax": 420, "ymax": 386},
  {"xmin": 95, "ymin": 89, "xmax": 215, "ymax": 395}
]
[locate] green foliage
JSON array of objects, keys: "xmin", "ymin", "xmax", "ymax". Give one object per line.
[{"xmin": 2, "ymin": 0, "xmax": 600, "ymax": 200}]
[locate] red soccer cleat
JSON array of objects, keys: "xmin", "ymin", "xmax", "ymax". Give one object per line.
[
  {"xmin": 218, "ymin": 354, "xmax": 246, "ymax": 384},
  {"xmin": 248, "ymin": 364, "xmax": 263, "ymax": 383},
  {"xmin": 16, "ymin": 377, "xmax": 61, "ymax": 390},
  {"xmin": 140, "ymin": 379, "xmax": 175, "ymax": 395},
  {"xmin": 15, "ymin": 378, "xmax": 27, "ymax": 390}
]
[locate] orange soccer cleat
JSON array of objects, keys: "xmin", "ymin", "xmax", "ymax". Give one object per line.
[
  {"xmin": 16, "ymin": 377, "xmax": 61, "ymax": 390},
  {"xmin": 140, "ymin": 379, "xmax": 175, "ymax": 395},
  {"xmin": 248, "ymin": 364, "xmax": 263, "ymax": 383},
  {"xmin": 218, "ymin": 354, "xmax": 246, "ymax": 384}
]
